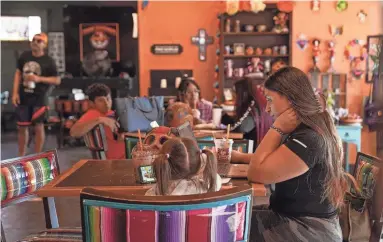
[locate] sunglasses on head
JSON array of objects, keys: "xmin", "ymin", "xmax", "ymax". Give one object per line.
[{"xmin": 32, "ymin": 38, "xmax": 44, "ymax": 44}]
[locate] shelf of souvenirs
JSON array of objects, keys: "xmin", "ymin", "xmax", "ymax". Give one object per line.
[
  {"xmin": 314, "ymin": 88, "xmax": 346, "ymax": 96},
  {"xmin": 224, "ymin": 76, "xmax": 266, "ymax": 87},
  {"xmin": 224, "ymin": 54, "xmax": 289, "ymax": 58},
  {"xmin": 222, "ymin": 32, "xmax": 289, "ymax": 36},
  {"xmin": 225, "ymin": 76, "xmax": 265, "ymax": 82},
  {"xmin": 322, "ymin": 91, "xmax": 346, "ymax": 96}
]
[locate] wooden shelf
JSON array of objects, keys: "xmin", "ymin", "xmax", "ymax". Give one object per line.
[
  {"xmin": 217, "ymin": 5, "xmax": 293, "ymax": 103},
  {"xmin": 222, "ymin": 32, "xmax": 289, "ymax": 36},
  {"xmin": 224, "ymin": 54, "xmax": 289, "ymax": 58},
  {"xmin": 225, "ymin": 77, "xmax": 266, "ymax": 88}
]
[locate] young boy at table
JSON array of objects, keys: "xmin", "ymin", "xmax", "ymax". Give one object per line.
[{"xmin": 70, "ymin": 83, "xmax": 125, "ymax": 159}]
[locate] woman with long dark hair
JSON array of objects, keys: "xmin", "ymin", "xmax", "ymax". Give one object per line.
[
  {"xmin": 177, "ymin": 78, "xmax": 213, "ymax": 124},
  {"xmin": 222, "ymin": 78, "xmax": 272, "ymax": 146},
  {"xmin": 232, "ymin": 67, "xmax": 346, "ymax": 241}
]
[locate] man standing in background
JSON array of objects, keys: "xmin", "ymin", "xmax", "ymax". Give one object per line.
[{"xmin": 12, "ymin": 33, "xmax": 61, "ymax": 156}]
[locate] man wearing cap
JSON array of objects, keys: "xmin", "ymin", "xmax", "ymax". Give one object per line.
[{"xmin": 12, "ymin": 33, "xmax": 61, "ymax": 156}]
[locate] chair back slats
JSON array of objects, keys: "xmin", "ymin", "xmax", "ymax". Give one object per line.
[
  {"xmin": 353, "ymin": 152, "xmax": 382, "ymax": 200},
  {"xmin": 54, "ymin": 100, "xmax": 64, "ymax": 113},
  {"xmin": 124, "ymin": 136, "xmax": 142, "ymax": 159},
  {"xmin": 80, "ymin": 186, "xmax": 253, "ymax": 242},
  {"xmin": 84, "ymin": 125, "xmax": 108, "ymax": 159},
  {"xmin": 0, "ymin": 150, "xmax": 60, "ymax": 207}
]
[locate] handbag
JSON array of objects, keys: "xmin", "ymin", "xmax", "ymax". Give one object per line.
[
  {"xmin": 339, "ymin": 173, "xmax": 372, "ymax": 242},
  {"xmin": 114, "ymin": 96, "xmax": 164, "ymax": 132}
]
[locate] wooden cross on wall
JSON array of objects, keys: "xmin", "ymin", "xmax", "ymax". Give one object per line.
[{"xmin": 191, "ymin": 29, "xmax": 214, "ymax": 61}]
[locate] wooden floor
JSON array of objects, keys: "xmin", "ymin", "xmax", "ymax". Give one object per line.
[{"xmin": 1, "ymin": 132, "xmax": 269, "ymax": 241}]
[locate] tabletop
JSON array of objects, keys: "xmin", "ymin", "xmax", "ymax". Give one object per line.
[
  {"xmin": 36, "ymin": 159, "xmax": 266, "ymax": 197},
  {"xmin": 124, "ymin": 130, "xmax": 244, "ymax": 140}
]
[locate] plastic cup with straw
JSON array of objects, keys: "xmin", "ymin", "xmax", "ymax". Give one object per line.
[
  {"xmin": 214, "ymin": 124, "xmax": 233, "ymax": 162},
  {"xmin": 132, "ymin": 129, "xmax": 155, "ymax": 182}
]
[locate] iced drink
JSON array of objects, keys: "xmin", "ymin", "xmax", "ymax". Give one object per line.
[
  {"xmin": 214, "ymin": 139, "xmax": 233, "ymax": 163},
  {"xmin": 131, "ymin": 145, "xmax": 157, "ymax": 183}
]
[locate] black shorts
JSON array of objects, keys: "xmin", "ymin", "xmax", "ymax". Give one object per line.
[{"xmin": 15, "ymin": 105, "xmax": 49, "ymax": 126}]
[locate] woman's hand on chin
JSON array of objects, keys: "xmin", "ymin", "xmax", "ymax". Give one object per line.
[{"xmin": 273, "ymin": 108, "xmax": 300, "ymax": 134}]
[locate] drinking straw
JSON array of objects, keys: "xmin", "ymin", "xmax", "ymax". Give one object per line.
[
  {"xmin": 137, "ymin": 129, "xmax": 143, "ymax": 151},
  {"xmin": 226, "ymin": 124, "xmax": 230, "ymax": 140}
]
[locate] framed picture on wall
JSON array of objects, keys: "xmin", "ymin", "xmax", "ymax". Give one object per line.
[
  {"xmin": 365, "ymin": 35, "xmax": 382, "ymax": 83},
  {"xmin": 79, "ymin": 23, "xmax": 120, "ymax": 62}
]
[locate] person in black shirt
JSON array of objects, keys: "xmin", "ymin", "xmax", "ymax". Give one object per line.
[
  {"xmin": 232, "ymin": 67, "xmax": 346, "ymax": 242},
  {"xmin": 12, "ymin": 33, "xmax": 61, "ymax": 156}
]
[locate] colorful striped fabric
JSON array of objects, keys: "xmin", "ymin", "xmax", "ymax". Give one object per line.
[
  {"xmin": 83, "ymin": 200, "xmax": 250, "ymax": 242},
  {"xmin": 127, "ymin": 210, "xmax": 157, "ymax": 242},
  {"xmin": 1, "ymin": 153, "xmax": 58, "ymax": 207},
  {"xmin": 211, "ymin": 204, "xmax": 236, "ymax": 241}
]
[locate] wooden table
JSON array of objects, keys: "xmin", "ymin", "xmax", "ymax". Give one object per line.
[
  {"xmin": 37, "ymin": 159, "xmax": 266, "ymax": 197},
  {"xmin": 124, "ymin": 130, "xmax": 244, "ymax": 140},
  {"xmin": 37, "ymin": 159, "xmax": 266, "ymax": 228}
]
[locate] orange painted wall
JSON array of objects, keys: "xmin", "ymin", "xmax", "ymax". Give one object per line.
[
  {"xmin": 138, "ymin": 1, "xmax": 382, "ymax": 157},
  {"xmin": 138, "ymin": 1, "xmax": 224, "ymax": 100},
  {"xmin": 291, "ymin": 1, "xmax": 382, "ymax": 158}
]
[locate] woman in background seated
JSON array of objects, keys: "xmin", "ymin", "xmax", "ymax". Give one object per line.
[
  {"xmin": 177, "ymin": 78, "xmax": 213, "ymax": 125},
  {"xmin": 232, "ymin": 67, "xmax": 346, "ymax": 241},
  {"xmin": 146, "ymin": 137, "xmax": 219, "ymax": 195},
  {"xmin": 222, "ymin": 78, "xmax": 273, "ymax": 146}
]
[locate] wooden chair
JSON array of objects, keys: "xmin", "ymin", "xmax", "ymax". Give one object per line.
[
  {"xmin": 56, "ymin": 99, "xmax": 91, "ymax": 148},
  {"xmin": 197, "ymin": 139, "xmax": 254, "ymax": 154},
  {"xmin": 79, "ymin": 185, "xmax": 253, "ymax": 242},
  {"xmin": 83, "ymin": 124, "xmax": 108, "ymax": 159},
  {"xmin": 340, "ymin": 152, "xmax": 382, "ymax": 242},
  {"xmin": 1, "ymin": 150, "xmax": 64, "ymax": 242},
  {"xmin": 370, "ymin": 160, "xmax": 383, "ymax": 242},
  {"xmin": 352, "ymin": 153, "xmax": 382, "ymax": 242},
  {"xmin": 124, "ymin": 135, "xmax": 142, "ymax": 159}
]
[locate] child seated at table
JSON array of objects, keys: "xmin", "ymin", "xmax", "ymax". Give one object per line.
[
  {"xmin": 181, "ymin": 137, "xmax": 222, "ymax": 192},
  {"xmin": 70, "ymin": 83, "xmax": 125, "ymax": 159},
  {"xmin": 145, "ymin": 137, "xmax": 220, "ymax": 195}
]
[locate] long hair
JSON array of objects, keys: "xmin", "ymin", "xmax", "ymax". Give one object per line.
[
  {"xmin": 265, "ymin": 67, "xmax": 347, "ymax": 208},
  {"xmin": 152, "ymin": 138, "xmax": 190, "ymax": 195},
  {"xmin": 181, "ymin": 137, "xmax": 217, "ymax": 192},
  {"xmin": 176, "ymin": 78, "xmax": 201, "ymax": 102},
  {"xmin": 235, "ymin": 78, "xmax": 273, "ymax": 144}
]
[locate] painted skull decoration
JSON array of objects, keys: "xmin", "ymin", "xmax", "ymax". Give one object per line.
[{"xmin": 143, "ymin": 126, "xmax": 177, "ymax": 150}]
